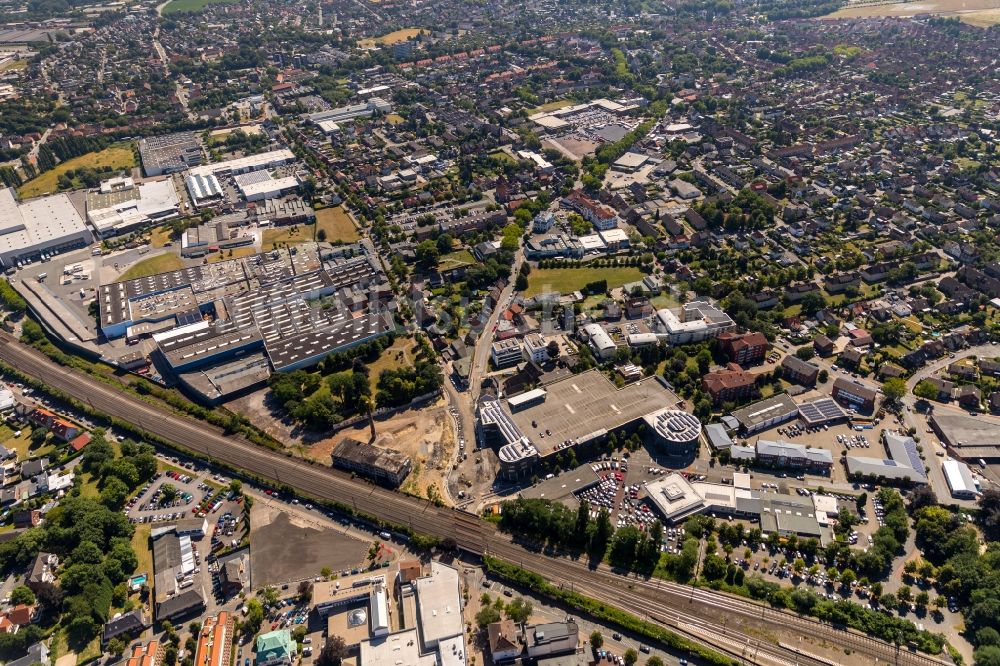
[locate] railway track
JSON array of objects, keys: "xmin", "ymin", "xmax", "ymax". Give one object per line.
[{"xmin": 0, "ymin": 334, "xmax": 951, "ymax": 666}]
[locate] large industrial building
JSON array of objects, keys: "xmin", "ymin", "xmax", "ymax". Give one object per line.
[
  {"xmin": 653, "ymin": 301, "xmax": 736, "ymax": 344},
  {"xmin": 96, "ymin": 243, "xmax": 395, "ymax": 401},
  {"xmin": 138, "ymin": 131, "xmax": 205, "ymax": 177},
  {"xmin": 845, "ymin": 430, "xmax": 927, "ymax": 484},
  {"xmin": 645, "ymin": 472, "xmax": 834, "ymax": 543},
  {"xmin": 930, "ymin": 412, "xmax": 1000, "ymax": 462},
  {"xmin": 306, "ymin": 97, "xmax": 393, "ymax": 131},
  {"xmin": 942, "ymin": 459, "xmax": 980, "ymax": 499},
  {"xmin": 0, "ymin": 188, "xmax": 94, "ymax": 268},
  {"xmin": 151, "ymin": 524, "xmax": 205, "ymax": 621},
  {"xmin": 86, "ymin": 177, "xmax": 181, "ymax": 238},
  {"xmin": 331, "ymin": 438, "xmax": 412, "ymax": 487},
  {"xmin": 478, "ymin": 370, "xmax": 688, "ymax": 479}
]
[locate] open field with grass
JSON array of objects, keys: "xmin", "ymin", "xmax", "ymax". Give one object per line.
[
  {"xmin": 385, "ymin": 113, "xmax": 405, "ymax": 125},
  {"xmin": 439, "ymin": 249, "xmax": 476, "ymax": 271},
  {"xmin": 131, "ymin": 524, "xmax": 154, "ymax": 578},
  {"xmin": 149, "ymin": 225, "xmax": 175, "ymax": 248},
  {"xmin": 162, "ymin": 0, "xmax": 236, "ymax": 13},
  {"xmin": 959, "ymin": 8, "xmax": 1000, "ymax": 24},
  {"xmin": 208, "ymin": 246, "xmax": 257, "ymax": 263},
  {"xmin": 118, "ymin": 253, "xmax": 184, "ymax": 281},
  {"xmin": 367, "ymin": 337, "xmax": 418, "ymax": 384},
  {"xmin": 824, "ymin": 0, "xmax": 1000, "ymax": 19},
  {"xmin": 18, "ymin": 144, "xmax": 135, "ymax": 199},
  {"xmin": 524, "ymin": 267, "xmax": 645, "ymax": 298},
  {"xmin": 530, "ymin": 99, "xmax": 575, "ymax": 114},
  {"xmin": 263, "ymin": 224, "xmax": 316, "ymax": 248},
  {"xmin": 1, "ymin": 425, "xmax": 52, "ymax": 460},
  {"xmin": 358, "ymin": 27, "xmax": 422, "ymax": 46},
  {"xmin": 0, "ymin": 58, "xmax": 27, "ymax": 72},
  {"xmin": 316, "ymin": 206, "xmax": 360, "ymax": 242}
]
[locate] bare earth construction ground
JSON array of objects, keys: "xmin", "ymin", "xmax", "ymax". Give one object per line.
[
  {"xmin": 824, "ymin": 0, "xmax": 1000, "ymax": 24},
  {"xmin": 249, "ymin": 500, "xmax": 370, "ymax": 586}
]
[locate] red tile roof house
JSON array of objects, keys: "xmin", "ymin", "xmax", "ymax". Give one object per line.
[{"xmin": 68, "ymin": 433, "xmax": 91, "ymax": 453}]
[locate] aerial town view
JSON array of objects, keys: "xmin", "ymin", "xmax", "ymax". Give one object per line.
[{"xmin": 0, "ymin": 0, "xmax": 998, "ymax": 664}]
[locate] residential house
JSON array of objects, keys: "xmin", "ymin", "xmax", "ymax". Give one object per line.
[
  {"xmin": 487, "ymin": 620, "xmax": 521, "ymax": 663},
  {"xmin": 718, "ymin": 332, "xmax": 769, "ymax": 366},
  {"xmin": 780, "ymin": 355, "xmax": 819, "ymax": 386},
  {"xmin": 957, "ymin": 385, "xmax": 982, "ymax": 410},
  {"xmin": 813, "ymin": 335, "xmax": 835, "ymax": 356},
  {"xmin": 26, "ymin": 553, "xmax": 59, "ymax": 592},
  {"xmin": 703, "ymin": 364, "xmax": 757, "ymax": 404}
]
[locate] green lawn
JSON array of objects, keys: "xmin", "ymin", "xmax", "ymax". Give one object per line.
[
  {"xmin": 315, "ymin": 206, "xmax": 360, "ymax": 242},
  {"xmin": 524, "ymin": 267, "xmax": 645, "ymax": 298},
  {"xmin": 118, "ymin": 253, "xmax": 184, "ymax": 281},
  {"xmin": 439, "ymin": 250, "xmax": 476, "ymax": 271},
  {"xmin": 530, "ymin": 99, "xmax": 575, "ymax": 115},
  {"xmin": 18, "ymin": 144, "xmax": 136, "ymax": 199},
  {"xmin": 263, "ymin": 224, "xmax": 316, "ymax": 248},
  {"xmin": 162, "ymin": 0, "xmax": 237, "ymax": 13},
  {"xmin": 2, "ymin": 425, "xmax": 56, "ymax": 460},
  {"xmin": 131, "ymin": 524, "xmax": 154, "ymax": 580}
]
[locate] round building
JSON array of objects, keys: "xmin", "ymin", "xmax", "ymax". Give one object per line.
[{"xmin": 643, "ymin": 409, "xmax": 703, "ymax": 453}]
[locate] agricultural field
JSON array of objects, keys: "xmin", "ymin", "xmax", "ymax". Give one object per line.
[
  {"xmin": 315, "ymin": 206, "xmax": 360, "ymax": 242},
  {"xmin": 523, "ymin": 267, "xmax": 645, "ymax": 297},
  {"xmin": 824, "ymin": 0, "xmax": 1000, "ymax": 20},
  {"xmin": 161, "ymin": 0, "xmax": 237, "ymax": 13},
  {"xmin": 118, "ymin": 253, "xmax": 184, "ymax": 281},
  {"xmin": 18, "ymin": 144, "xmax": 136, "ymax": 199},
  {"xmin": 359, "ymin": 27, "xmax": 422, "ymax": 46}
]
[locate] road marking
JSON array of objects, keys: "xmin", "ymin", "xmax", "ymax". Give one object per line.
[{"xmin": 565, "ymin": 404, "xmax": 575, "ymax": 414}]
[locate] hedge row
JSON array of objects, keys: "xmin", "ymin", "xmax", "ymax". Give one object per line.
[{"xmin": 483, "ymin": 556, "xmax": 737, "ymax": 666}]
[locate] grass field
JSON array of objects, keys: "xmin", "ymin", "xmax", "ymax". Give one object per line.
[
  {"xmin": 208, "ymin": 246, "xmax": 257, "ymax": 263},
  {"xmin": 263, "ymin": 224, "xmax": 316, "ymax": 248},
  {"xmin": 385, "ymin": 113, "xmax": 405, "ymax": 125},
  {"xmin": 359, "ymin": 27, "xmax": 422, "ymax": 46},
  {"xmin": 131, "ymin": 524, "xmax": 154, "ymax": 579},
  {"xmin": 118, "ymin": 253, "xmax": 184, "ymax": 281},
  {"xmin": 0, "ymin": 58, "xmax": 27, "ymax": 72},
  {"xmin": 524, "ymin": 267, "xmax": 645, "ymax": 298},
  {"xmin": 149, "ymin": 225, "xmax": 175, "ymax": 248},
  {"xmin": 316, "ymin": 206, "xmax": 360, "ymax": 242},
  {"xmin": 18, "ymin": 144, "xmax": 136, "ymax": 199},
  {"xmin": 162, "ymin": 0, "xmax": 236, "ymax": 13},
  {"xmin": 367, "ymin": 337, "xmax": 417, "ymax": 385},
  {"xmin": 439, "ymin": 249, "xmax": 476, "ymax": 271},
  {"xmin": 1, "ymin": 425, "xmax": 48, "ymax": 460},
  {"xmin": 530, "ymin": 99, "xmax": 575, "ymax": 115}
]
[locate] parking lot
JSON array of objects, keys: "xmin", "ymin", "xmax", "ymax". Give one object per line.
[{"xmin": 125, "ymin": 468, "xmax": 230, "ymax": 525}]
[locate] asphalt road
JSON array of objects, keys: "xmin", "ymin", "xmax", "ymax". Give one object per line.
[{"xmin": 0, "ymin": 331, "xmax": 950, "ymax": 666}]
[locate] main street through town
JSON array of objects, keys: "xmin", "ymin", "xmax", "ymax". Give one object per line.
[{"xmin": 0, "ymin": 330, "xmax": 950, "ymax": 666}]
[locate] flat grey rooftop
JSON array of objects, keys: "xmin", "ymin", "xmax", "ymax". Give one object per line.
[{"xmin": 502, "ymin": 370, "xmax": 678, "ymax": 456}]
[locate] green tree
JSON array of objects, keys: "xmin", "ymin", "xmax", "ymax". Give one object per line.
[
  {"xmin": 9, "ymin": 586, "xmax": 35, "ymax": 606},
  {"xmin": 243, "ymin": 599, "xmax": 264, "ymax": 634},
  {"xmin": 475, "ymin": 604, "xmax": 501, "ymax": 627},
  {"xmin": 882, "ymin": 378, "xmax": 907, "ymax": 405},
  {"xmin": 624, "ymin": 647, "xmax": 638, "ymax": 665},
  {"xmin": 590, "ymin": 631, "xmax": 603, "ymax": 649},
  {"xmin": 914, "ymin": 379, "xmax": 940, "ymax": 401},
  {"xmin": 504, "ymin": 597, "xmax": 532, "ymax": 624},
  {"xmin": 414, "ymin": 240, "xmax": 440, "ymax": 268}
]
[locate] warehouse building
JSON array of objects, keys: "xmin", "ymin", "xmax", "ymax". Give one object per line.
[
  {"xmin": 942, "ymin": 459, "xmax": 979, "ymax": 499},
  {"xmin": 86, "ymin": 178, "xmax": 180, "ymax": 238},
  {"xmin": 234, "ymin": 170, "xmax": 300, "ymax": 202},
  {"xmin": 331, "ymin": 438, "xmax": 412, "ymax": 487},
  {"xmin": 139, "ymin": 132, "xmax": 204, "ymax": 177},
  {"xmin": 185, "ymin": 173, "xmax": 223, "ymax": 208},
  {"xmin": 730, "ymin": 394, "xmax": 799, "ymax": 435},
  {"xmin": 306, "ymin": 97, "xmax": 392, "ymax": 126},
  {"xmin": 0, "ymin": 188, "xmax": 94, "ymax": 268},
  {"xmin": 845, "ymin": 431, "xmax": 927, "ymax": 484},
  {"xmin": 832, "ymin": 377, "xmax": 878, "ymax": 412},
  {"xmin": 151, "ymin": 525, "xmax": 205, "ymax": 621}
]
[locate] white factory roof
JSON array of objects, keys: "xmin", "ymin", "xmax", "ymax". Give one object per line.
[
  {"xmin": 414, "ymin": 562, "xmax": 463, "ymax": 647},
  {"xmin": 317, "ymin": 120, "xmax": 340, "ymax": 134},
  {"xmin": 599, "ymin": 228, "xmax": 629, "ymax": 244},
  {"xmin": 644, "ymin": 473, "xmax": 705, "ymax": 523},
  {"xmin": 508, "ymin": 388, "xmax": 547, "ymax": 409},
  {"xmin": 186, "ymin": 173, "xmax": 222, "ymax": 201},
  {"xmin": 87, "ymin": 180, "xmax": 180, "ymax": 233},
  {"xmin": 187, "ymin": 149, "xmax": 296, "ymax": 179},
  {"xmin": 0, "ymin": 187, "xmax": 90, "ymax": 256},
  {"xmin": 578, "ymin": 234, "xmax": 606, "ymax": 251},
  {"xmin": 235, "ymin": 173, "xmax": 299, "ymax": 200},
  {"xmin": 359, "ymin": 629, "xmax": 436, "ymax": 666},
  {"xmin": 942, "ymin": 459, "xmax": 978, "ymax": 496},
  {"xmin": 582, "ymin": 323, "xmax": 615, "ymax": 353}
]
